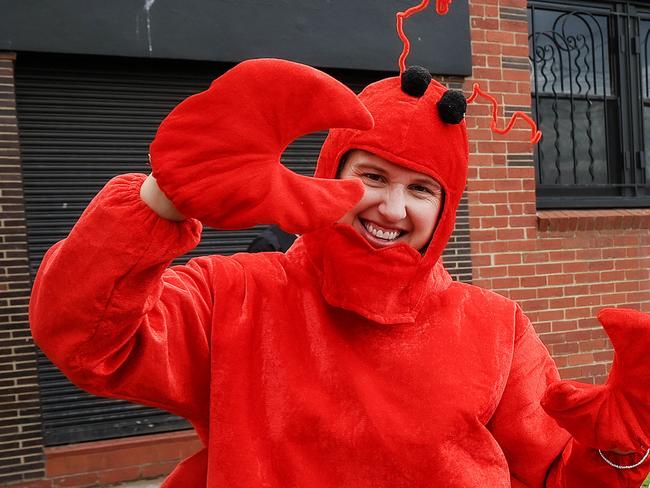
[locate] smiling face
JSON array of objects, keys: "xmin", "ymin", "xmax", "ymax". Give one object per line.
[{"xmin": 337, "ymin": 150, "xmax": 443, "ymax": 251}]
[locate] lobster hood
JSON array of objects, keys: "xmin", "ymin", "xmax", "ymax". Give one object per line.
[
  {"xmin": 315, "ymin": 75, "xmax": 469, "ymax": 265},
  {"xmin": 300, "ymin": 73, "xmax": 470, "ymax": 324}
]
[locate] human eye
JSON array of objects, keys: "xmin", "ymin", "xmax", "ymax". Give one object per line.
[
  {"xmin": 409, "ymin": 184, "xmax": 435, "ymax": 195},
  {"xmin": 410, "ymin": 183, "xmax": 443, "ymax": 201},
  {"xmin": 362, "ymin": 172, "xmax": 385, "ymax": 183}
]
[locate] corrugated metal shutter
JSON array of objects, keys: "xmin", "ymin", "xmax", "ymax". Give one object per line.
[{"xmin": 16, "ymin": 53, "xmax": 381, "ymax": 445}]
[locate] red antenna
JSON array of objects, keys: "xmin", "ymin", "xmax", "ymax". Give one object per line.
[
  {"xmin": 395, "ymin": 1, "xmax": 541, "ymax": 143},
  {"xmin": 397, "ymin": 1, "xmax": 453, "ymax": 72},
  {"xmin": 467, "ymin": 84, "xmax": 542, "ymax": 144},
  {"xmin": 436, "ymin": 0, "xmax": 453, "ymax": 15}
]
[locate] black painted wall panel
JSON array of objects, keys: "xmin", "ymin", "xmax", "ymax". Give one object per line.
[{"xmin": 0, "ymin": 0, "xmax": 471, "ymax": 75}]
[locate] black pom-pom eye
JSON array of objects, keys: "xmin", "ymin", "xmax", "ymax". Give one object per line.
[
  {"xmin": 401, "ymin": 65, "xmax": 432, "ymax": 98},
  {"xmin": 437, "ymin": 90, "xmax": 467, "ymax": 124}
]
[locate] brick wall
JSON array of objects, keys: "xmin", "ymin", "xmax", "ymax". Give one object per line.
[
  {"xmin": 466, "ymin": 0, "xmax": 650, "ymax": 383},
  {"xmin": 42, "ymin": 431, "xmax": 200, "ymax": 488},
  {"xmin": 0, "ymin": 53, "xmax": 46, "ymax": 484},
  {"xmin": 0, "ymin": 431, "xmax": 200, "ymax": 488}
]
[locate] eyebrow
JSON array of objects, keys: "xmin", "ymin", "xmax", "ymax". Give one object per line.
[{"xmin": 354, "ymin": 162, "xmax": 387, "ymax": 174}]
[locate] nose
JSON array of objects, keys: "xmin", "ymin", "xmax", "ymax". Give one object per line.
[{"xmin": 378, "ymin": 186, "xmax": 407, "ymax": 222}]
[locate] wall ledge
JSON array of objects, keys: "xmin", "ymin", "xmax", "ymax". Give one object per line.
[
  {"xmin": 537, "ymin": 209, "xmax": 650, "ymax": 232},
  {"xmin": 44, "ymin": 430, "xmax": 201, "ymax": 479}
]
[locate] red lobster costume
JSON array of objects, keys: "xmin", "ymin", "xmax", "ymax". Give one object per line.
[{"xmin": 29, "ymin": 3, "xmax": 649, "ymax": 486}]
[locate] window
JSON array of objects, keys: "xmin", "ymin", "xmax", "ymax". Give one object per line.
[{"xmin": 528, "ymin": 1, "xmax": 650, "ymax": 208}]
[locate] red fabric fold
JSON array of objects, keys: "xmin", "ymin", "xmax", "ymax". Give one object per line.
[{"xmin": 150, "ymin": 58, "xmax": 371, "ymax": 233}]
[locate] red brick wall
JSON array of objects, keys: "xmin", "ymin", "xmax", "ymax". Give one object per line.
[
  {"xmin": 466, "ymin": 0, "xmax": 650, "ymax": 384},
  {"xmin": 0, "ymin": 52, "xmax": 47, "ymax": 486},
  {"xmin": 4, "ymin": 431, "xmax": 201, "ymax": 488},
  {"xmin": 44, "ymin": 431, "xmax": 200, "ymax": 488}
]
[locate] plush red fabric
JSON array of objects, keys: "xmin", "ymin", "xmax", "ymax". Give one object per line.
[
  {"xmin": 149, "ymin": 58, "xmax": 372, "ymax": 233},
  {"xmin": 542, "ymin": 308, "xmax": 650, "ymax": 452},
  {"xmin": 311, "ymin": 74, "xmax": 470, "ymax": 323},
  {"xmin": 29, "ymin": 58, "xmax": 650, "ymax": 486},
  {"xmin": 30, "ymin": 175, "xmax": 650, "ymax": 486},
  {"xmin": 316, "ymin": 75, "xmax": 468, "ymax": 270}
]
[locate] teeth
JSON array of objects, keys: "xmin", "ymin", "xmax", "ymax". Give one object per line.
[{"xmin": 364, "ymin": 221, "xmax": 400, "ymax": 241}]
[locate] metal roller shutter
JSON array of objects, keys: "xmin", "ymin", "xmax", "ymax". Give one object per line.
[{"xmin": 16, "ymin": 53, "xmax": 382, "ymax": 445}]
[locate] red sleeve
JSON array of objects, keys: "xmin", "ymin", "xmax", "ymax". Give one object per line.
[
  {"xmin": 488, "ymin": 306, "xmax": 649, "ymax": 487},
  {"xmin": 29, "ymin": 173, "xmax": 219, "ymax": 438}
]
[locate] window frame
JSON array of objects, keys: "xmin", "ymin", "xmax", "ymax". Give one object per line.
[{"xmin": 529, "ymin": 0, "xmax": 650, "ymax": 208}]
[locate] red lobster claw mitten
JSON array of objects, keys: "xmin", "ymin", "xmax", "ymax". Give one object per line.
[
  {"xmin": 149, "ymin": 58, "xmax": 373, "ymax": 233},
  {"xmin": 541, "ymin": 308, "xmax": 650, "ymax": 452}
]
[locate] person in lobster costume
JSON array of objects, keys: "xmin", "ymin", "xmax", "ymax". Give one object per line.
[{"xmin": 29, "ymin": 4, "xmax": 649, "ymax": 487}]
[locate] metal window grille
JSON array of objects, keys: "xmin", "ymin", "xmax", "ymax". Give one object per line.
[
  {"xmin": 528, "ymin": 1, "xmax": 650, "ymax": 208},
  {"xmin": 642, "ymin": 15, "xmax": 650, "ymax": 175}
]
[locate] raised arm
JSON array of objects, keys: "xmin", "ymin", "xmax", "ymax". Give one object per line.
[
  {"xmin": 487, "ymin": 306, "xmax": 649, "ymax": 487},
  {"xmin": 30, "ymin": 58, "xmax": 374, "ymax": 444},
  {"xmin": 140, "ymin": 172, "xmax": 185, "ymax": 221},
  {"xmin": 30, "ymin": 173, "xmax": 214, "ymax": 434}
]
